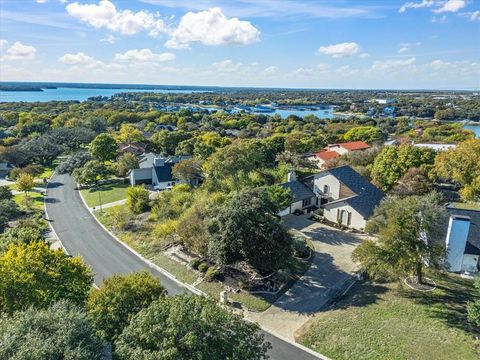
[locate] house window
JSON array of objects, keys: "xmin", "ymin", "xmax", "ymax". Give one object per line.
[
  {"xmin": 323, "ymin": 185, "xmax": 330, "ymax": 194},
  {"xmin": 338, "ymin": 210, "xmax": 352, "ymax": 226},
  {"xmin": 302, "ymin": 198, "xmax": 311, "ymax": 207}
]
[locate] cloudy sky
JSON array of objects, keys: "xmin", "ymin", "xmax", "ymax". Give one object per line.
[{"xmin": 0, "ymin": 0, "xmax": 479, "ymax": 89}]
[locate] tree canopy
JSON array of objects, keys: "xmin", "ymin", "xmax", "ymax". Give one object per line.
[{"xmin": 114, "ymin": 295, "xmax": 270, "ymax": 360}]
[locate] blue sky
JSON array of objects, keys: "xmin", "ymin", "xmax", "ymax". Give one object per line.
[{"xmin": 0, "ymin": 0, "xmax": 479, "ymax": 89}]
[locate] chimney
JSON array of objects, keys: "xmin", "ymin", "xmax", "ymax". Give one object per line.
[
  {"xmin": 287, "ymin": 171, "xmax": 296, "ymax": 182},
  {"xmin": 445, "ymin": 215, "xmax": 470, "ymax": 272},
  {"xmin": 153, "ymin": 157, "xmax": 165, "ymax": 167}
]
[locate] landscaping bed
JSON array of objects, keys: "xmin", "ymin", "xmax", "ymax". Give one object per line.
[
  {"xmin": 94, "ymin": 205, "xmax": 313, "ymax": 312},
  {"xmin": 297, "ymin": 273, "xmax": 480, "ymax": 360}
]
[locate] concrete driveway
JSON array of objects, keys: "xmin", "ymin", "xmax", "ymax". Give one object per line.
[{"xmin": 247, "ymin": 214, "xmax": 367, "ymax": 340}]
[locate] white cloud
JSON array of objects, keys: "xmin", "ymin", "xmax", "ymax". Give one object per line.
[
  {"xmin": 165, "ymin": 8, "xmax": 260, "ymax": 49},
  {"xmin": 433, "ymin": 0, "xmax": 465, "ymax": 13},
  {"xmin": 317, "ymin": 42, "xmax": 361, "ymax": 58},
  {"xmin": 432, "ymin": 15, "xmax": 448, "ymax": 23},
  {"xmin": 36, "ymin": 0, "xmax": 48, "ymax": 3},
  {"xmin": 58, "ymin": 52, "xmax": 98, "ymax": 66},
  {"xmin": 460, "ymin": 10, "xmax": 480, "ymax": 21},
  {"xmin": 370, "ymin": 57, "xmax": 417, "ymax": 73},
  {"xmin": 101, "ymin": 34, "xmax": 116, "ymax": 44},
  {"xmin": 399, "ymin": 0, "xmax": 436, "ymax": 13},
  {"xmin": 114, "ymin": 49, "xmax": 175, "ymax": 63},
  {"xmin": 66, "ymin": 0, "xmax": 167, "ymax": 36},
  {"xmin": 0, "ymin": 39, "xmax": 8, "ymax": 49},
  {"xmin": 399, "ymin": 0, "xmax": 465, "ymax": 14},
  {"xmin": 212, "ymin": 59, "xmax": 244, "ymax": 72},
  {"xmin": 398, "ymin": 47, "xmax": 409, "ymax": 54},
  {"xmin": 262, "ymin": 66, "xmax": 278, "ymax": 75},
  {"xmin": 1, "ymin": 41, "xmax": 36, "ymax": 61}
]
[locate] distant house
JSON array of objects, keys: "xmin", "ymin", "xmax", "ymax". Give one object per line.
[
  {"xmin": 129, "ymin": 152, "xmax": 192, "ymax": 190},
  {"xmin": 413, "ymin": 143, "xmax": 456, "ymax": 151},
  {"xmin": 117, "ymin": 142, "xmax": 149, "ymax": 156},
  {"xmin": 0, "ymin": 163, "xmax": 13, "ymax": 178},
  {"xmin": 309, "ymin": 141, "xmax": 371, "ymax": 169},
  {"xmin": 444, "ymin": 204, "xmax": 480, "ymax": 273},
  {"xmin": 279, "ymin": 165, "xmax": 384, "ymax": 230},
  {"xmin": 278, "ymin": 172, "xmax": 316, "ymax": 216}
]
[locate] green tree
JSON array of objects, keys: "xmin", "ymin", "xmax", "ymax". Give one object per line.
[
  {"xmin": 391, "ymin": 167, "xmax": 433, "ymax": 197},
  {"xmin": 0, "ymin": 225, "xmax": 43, "ymax": 252},
  {"xmin": 116, "ymin": 152, "xmax": 139, "ymax": 177},
  {"xmin": 467, "ymin": 278, "xmax": 480, "ymax": 328},
  {"xmin": 86, "ymin": 272, "xmax": 165, "ymax": 342},
  {"xmin": 126, "ymin": 185, "xmax": 150, "ymax": 214},
  {"xmin": 89, "ymin": 133, "xmax": 117, "ymax": 162},
  {"xmin": 73, "ymin": 160, "xmax": 111, "ymax": 186},
  {"xmin": 0, "ymin": 199, "xmax": 20, "ymax": 231},
  {"xmin": 267, "ymin": 184, "xmax": 293, "ymax": 211},
  {"xmin": 343, "ymin": 126, "xmax": 386, "ymax": 143},
  {"xmin": 0, "ymin": 301, "xmax": 103, "ymax": 360},
  {"xmin": 0, "ymin": 241, "xmax": 93, "ymax": 314},
  {"xmin": 150, "ymin": 130, "xmax": 191, "ymax": 156},
  {"xmin": 116, "ymin": 124, "xmax": 145, "ymax": 144},
  {"xmin": 172, "ymin": 158, "xmax": 202, "ymax": 187},
  {"xmin": 208, "ymin": 188, "xmax": 292, "ymax": 274},
  {"xmin": 114, "ymin": 295, "xmax": 270, "ymax": 360},
  {"xmin": 0, "ymin": 186, "xmax": 13, "ymax": 200},
  {"xmin": 353, "ymin": 192, "xmax": 446, "ymax": 284},
  {"xmin": 371, "ymin": 143, "xmax": 436, "ymax": 191},
  {"xmin": 435, "ymin": 138, "xmax": 480, "ymax": 201},
  {"xmin": 16, "ymin": 172, "xmax": 35, "ymax": 197}
]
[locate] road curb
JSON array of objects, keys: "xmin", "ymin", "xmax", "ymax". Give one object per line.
[{"xmin": 76, "ymin": 182, "xmax": 204, "ymax": 296}]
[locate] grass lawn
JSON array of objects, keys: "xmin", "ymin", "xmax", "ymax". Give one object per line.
[
  {"xmin": 13, "ymin": 191, "xmax": 44, "ymax": 211},
  {"xmin": 94, "ymin": 205, "xmax": 312, "ymax": 312},
  {"xmin": 80, "ymin": 181, "xmax": 129, "ymax": 208},
  {"xmin": 298, "ymin": 273, "xmax": 479, "ymax": 360}
]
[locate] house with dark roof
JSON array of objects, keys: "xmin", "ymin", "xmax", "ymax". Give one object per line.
[
  {"xmin": 0, "ymin": 163, "xmax": 13, "ymax": 178},
  {"xmin": 278, "ymin": 172, "xmax": 316, "ymax": 216},
  {"xmin": 128, "ymin": 152, "xmax": 192, "ymax": 190},
  {"xmin": 305, "ymin": 165, "xmax": 384, "ymax": 230},
  {"xmin": 444, "ymin": 204, "xmax": 480, "ymax": 273},
  {"xmin": 308, "ymin": 141, "xmax": 371, "ymax": 169}
]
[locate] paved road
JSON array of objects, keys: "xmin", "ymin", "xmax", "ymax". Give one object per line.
[{"xmin": 45, "ymin": 173, "xmax": 322, "ymax": 360}]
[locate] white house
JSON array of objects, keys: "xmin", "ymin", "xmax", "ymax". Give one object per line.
[
  {"xmin": 308, "ymin": 166, "xmax": 385, "ymax": 230},
  {"xmin": 278, "ymin": 172, "xmax": 316, "ymax": 216},
  {"xmin": 444, "ymin": 205, "xmax": 480, "ymax": 273},
  {"xmin": 129, "ymin": 153, "xmax": 192, "ymax": 190},
  {"xmin": 279, "ymin": 166, "xmax": 384, "ymax": 230},
  {"xmin": 309, "ymin": 141, "xmax": 371, "ymax": 169}
]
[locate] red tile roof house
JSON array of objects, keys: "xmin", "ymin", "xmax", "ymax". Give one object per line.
[{"xmin": 309, "ymin": 141, "xmax": 370, "ymax": 169}]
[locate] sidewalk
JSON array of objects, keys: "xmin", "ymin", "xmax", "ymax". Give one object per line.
[{"xmin": 90, "ymin": 199, "xmax": 126, "ymax": 211}]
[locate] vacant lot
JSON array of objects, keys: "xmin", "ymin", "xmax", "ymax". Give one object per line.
[
  {"xmin": 298, "ymin": 273, "xmax": 479, "ymax": 360},
  {"xmin": 80, "ymin": 181, "xmax": 129, "ymax": 208}
]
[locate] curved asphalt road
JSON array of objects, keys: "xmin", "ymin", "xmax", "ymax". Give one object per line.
[{"xmin": 45, "ymin": 173, "xmax": 322, "ymax": 360}]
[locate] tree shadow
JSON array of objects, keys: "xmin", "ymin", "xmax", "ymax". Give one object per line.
[
  {"xmin": 302, "ymin": 226, "xmax": 362, "ymax": 246},
  {"xmin": 401, "ymin": 272, "xmax": 478, "ymax": 334},
  {"xmin": 47, "ymin": 181, "xmax": 64, "ymax": 189}
]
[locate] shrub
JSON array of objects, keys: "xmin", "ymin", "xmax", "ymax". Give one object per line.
[
  {"xmin": 205, "ymin": 267, "xmax": 219, "ymax": 281},
  {"xmin": 238, "ymin": 280, "xmax": 250, "ymax": 290},
  {"xmin": 126, "ymin": 185, "xmax": 150, "ymax": 214},
  {"xmin": 198, "ymin": 262, "xmax": 209, "ymax": 273},
  {"xmin": 292, "ymin": 236, "xmax": 309, "ymax": 258},
  {"xmin": 190, "ymin": 258, "xmax": 202, "ymax": 270}
]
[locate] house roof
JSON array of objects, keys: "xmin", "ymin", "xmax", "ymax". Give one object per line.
[
  {"xmin": 0, "ymin": 163, "xmax": 13, "ymax": 171},
  {"xmin": 337, "ymin": 141, "xmax": 370, "ymax": 151},
  {"xmin": 279, "ymin": 180, "xmax": 315, "ymax": 202},
  {"xmin": 326, "ymin": 165, "xmax": 385, "ymax": 218},
  {"xmin": 153, "ymin": 162, "xmax": 175, "ymax": 183},
  {"xmin": 314, "ymin": 150, "xmax": 340, "ymax": 161},
  {"xmin": 446, "ymin": 205, "xmax": 480, "ymax": 255}
]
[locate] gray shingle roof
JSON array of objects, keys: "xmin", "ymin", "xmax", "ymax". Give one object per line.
[
  {"xmin": 446, "ymin": 205, "xmax": 480, "ymax": 255},
  {"xmin": 327, "ymin": 165, "xmax": 385, "ymax": 218},
  {"xmin": 279, "ymin": 180, "xmax": 315, "ymax": 202},
  {"xmin": 153, "ymin": 162, "xmax": 175, "ymax": 183}
]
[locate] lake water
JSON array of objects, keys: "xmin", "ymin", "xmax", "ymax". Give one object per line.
[
  {"xmin": 265, "ymin": 108, "xmax": 335, "ymax": 119},
  {"xmin": 0, "ymin": 87, "xmax": 203, "ymax": 102},
  {"xmin": 463, "ymin": 124, "xmax": 480, "ymax": 138}
]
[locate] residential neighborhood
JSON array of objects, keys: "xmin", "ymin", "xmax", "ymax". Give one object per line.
[{"xmin": 1, "ymin": 1, "xmax": 480, "ymax": 359}]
